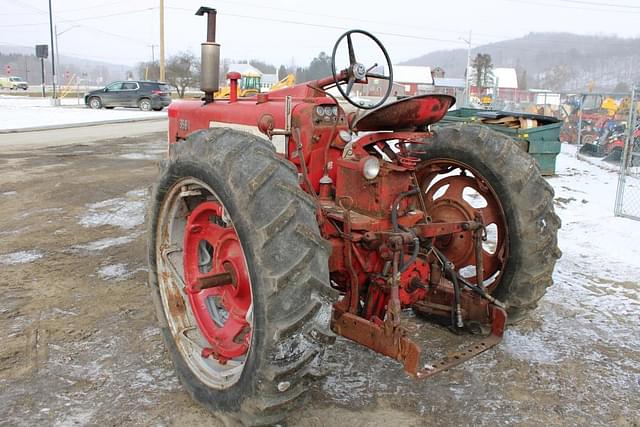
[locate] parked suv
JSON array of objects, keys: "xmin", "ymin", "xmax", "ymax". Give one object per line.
[{"xmin": 84, "ymin": 80, "xmax": 172, "ymax": 111}]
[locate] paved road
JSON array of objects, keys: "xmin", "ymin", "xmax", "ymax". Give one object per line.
[{"xmin": 0, "ymin": 119, "xmax": 166, "ymax": 152}]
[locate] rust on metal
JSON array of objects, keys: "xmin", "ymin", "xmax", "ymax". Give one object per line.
[
  {"xmin": 418, "ymin": 160, "xmax": 509, "ymax": 289},
  {"xmin": 331, "ymin": 301, "xmax": 420, "ymax": 369},
  {"xmin": 194, "ymin": 271, "xmax": 234, "ymax": 292},
  {"xmin": 332, "ymin": 299, "xmax": 507, "ymax": 378},
  {"xmin": 415, "ymin": 306, "xmax": 506, "ymax": 378},
  {"xmin": 351, "ymin": 94, "xmax": 455, "ymax": 132}
]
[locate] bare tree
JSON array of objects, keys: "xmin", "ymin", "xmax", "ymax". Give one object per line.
[
  {"xmin": 517, "ymin": 69, "xmax": 528, "ymax": 90},
  {"xmin": 166, "ymin": 52, "xmax": 198, "ymax": 98},
  {"xmin": 542, "ymin": 64, "xmax": 572, "ymax": 91},
  {"xmin": 136, "ymin": 60, "xmax": 160, "ymax": 81}
]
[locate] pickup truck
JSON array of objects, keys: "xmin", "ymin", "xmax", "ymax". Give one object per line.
[{"xmin": 0, "ymin": 76, "xmax": 29, "ymax": 90}]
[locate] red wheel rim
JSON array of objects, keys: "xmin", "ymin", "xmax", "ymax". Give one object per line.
[
  {"xmin": 183, "ymin": 201, "xmax": 252, "ymax": 362},
  {"xmin": 419, "ymin": 159, "xmax": 508, "ymax": 290}
]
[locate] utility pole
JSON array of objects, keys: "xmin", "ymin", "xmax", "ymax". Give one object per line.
[
  {"xmin": 55, "ymin": 25, "xmax": 60, "ymax": 86},
  {"xmin": 48, "ymin": 0, "xmax": 58, "ymax": 103},
  {"xmin": 40, "ymin": 58, "xmax": 46, "ymax": 97},
  {"xmin": 461, "ymin": 30, "xmax": 472, "ymax": 108},
  {"xmin": 149, "ymin": 44, "xmax": 158, "ymax": 62},
  {"xmin": 159, "ymin": 0, "xmax": 165, "ymax": 81},
  {"xmin": 147, "ymin": 44, "xmax": 159, "ymax": 80}
]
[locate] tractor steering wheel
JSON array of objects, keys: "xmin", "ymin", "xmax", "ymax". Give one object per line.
[{"xmin": 331, "ymin": 29, "xmax": 394, "ymax": 110}]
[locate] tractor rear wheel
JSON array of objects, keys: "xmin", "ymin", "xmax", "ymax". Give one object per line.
[
  {"xmin": 147, "ymin": 128, "xmax": 335, "ymax": 425},
  {"xmin": 415, "ymin": 124, "xmax": 561, "ymax": 322}
]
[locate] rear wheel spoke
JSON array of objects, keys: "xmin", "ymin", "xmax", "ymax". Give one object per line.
[
  {"xmin": 162, "ymin": 246, "xmax": 186, "ymax": 290},
  {"xmin": 444, "ymin": 178, "xmax": 467, "ymax": 200},
  {"xmin": 178, "ymin": 326, "xmax": 206, "ymax": 351}
]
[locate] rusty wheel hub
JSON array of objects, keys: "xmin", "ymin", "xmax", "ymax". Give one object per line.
[{"xmin": 421, "ymin": 161, "xmax": 508, "ymax": 289}]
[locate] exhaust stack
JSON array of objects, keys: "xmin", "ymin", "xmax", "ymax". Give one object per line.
[{"xmin": 196, "ymin": 7, "xmax": 220, "ymax": 103}]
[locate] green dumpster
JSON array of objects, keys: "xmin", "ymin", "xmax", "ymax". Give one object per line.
[{"xmin": 438, "ymin": 108, "xmax": 562, "ymax": 176}]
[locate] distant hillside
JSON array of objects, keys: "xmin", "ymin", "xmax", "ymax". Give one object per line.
[
  {"xmin": 401, "ymin": 33, "xmax": 640, "ymax": 92},
  {"xmin": 0, "ymin": 45, "xmax": 132, "ymax": 86}
]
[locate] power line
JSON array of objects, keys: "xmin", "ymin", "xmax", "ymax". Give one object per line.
[
  {"xmin": 167, "ymin": 6, "xmax": 468, "ymax": 45},
  {"xmin": 75, "ymin": 24, "xmax": 152, "ymax": 45},
  {"xmin": 166, "ymin": 3, "xmax": 640, "ymax": 52},
  {"xmin": 556, "ymin": 0, "xmax": 640, "ymax": 9},
  {"xmin": 13, "ymin": 0, "xmax": 47, "ymax": 14},
  {"xmin": 57, "ymin": 0, "xmax": 147, "ymax": 14},
  {"xmin": 0, "ymin": 7, "xmax": 157, "ymax": 28},
  {"xmin": 503, "ymin": 0, "xmax": 640, "ymax": 13},
  {"xmin": 168, "ymin": 5, "xmax": 640, "ymax": 54},
  {"xmin": 169, "ymin": 0, "xmax": 502, "ymax": 40}
]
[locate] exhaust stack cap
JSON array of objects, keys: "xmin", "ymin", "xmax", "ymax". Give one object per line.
[{"xmin": 195, "ymin": 7, "xmax": 217, "ymax": 43}]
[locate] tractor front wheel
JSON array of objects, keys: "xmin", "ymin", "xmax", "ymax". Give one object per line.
[{"xmin": 148, "ymin": 128, "xmax": 335, "ymax": 425}]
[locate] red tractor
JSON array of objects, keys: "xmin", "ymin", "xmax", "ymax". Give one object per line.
[{"xmin": 148, "ymin": 8, "xmax": 561, "ymax": 425}]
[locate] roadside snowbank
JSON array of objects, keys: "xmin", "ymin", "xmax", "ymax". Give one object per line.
[{"xmin": 0, "ymin": 95, "xmax": 166, "ymax": 131}]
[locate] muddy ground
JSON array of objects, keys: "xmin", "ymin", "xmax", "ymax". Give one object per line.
[{"xmin": 0, "ymin": 133, "xmax": 638, "ymax": 426}]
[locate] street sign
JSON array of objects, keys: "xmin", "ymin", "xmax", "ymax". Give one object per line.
[{"xmin": 36, "ymin": 44, "xmax": 49, "ymax": 59}]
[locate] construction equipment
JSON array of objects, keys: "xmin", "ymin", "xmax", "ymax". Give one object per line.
[
  {"xmin": 148, "ymin": 8, "xmax": 561, "ymax": 425},
  {"xmin": 578, "ymin": 120, "xmax": 628, "ymax": 162},
  {"xmin": 480, "ymin": 94, "xmax": 493, "ymax": 107},
  {"xmin": 214, "ymin": 70, "xmax": 261, "ymax": 98},
  {"xmin": 269, "ymin": 73, "xmax": 295, "ymax": 91},
  {"xmin": 561, "ymin": 95, "xmax": 616, "ymax": 145}
]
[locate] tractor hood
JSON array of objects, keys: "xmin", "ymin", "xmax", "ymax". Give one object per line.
[{"xmin": 350, "ymin": 94, "xmax": 455, "ymax": 132}]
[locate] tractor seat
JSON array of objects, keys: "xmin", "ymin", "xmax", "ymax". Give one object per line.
[{"xmin": 350, "ymin": 94, "xmax": 455, "ymax": 132}]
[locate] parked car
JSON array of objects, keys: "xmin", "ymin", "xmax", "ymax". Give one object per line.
[
  {"xmin": 0, "ymin": 76, "xmax": 29, "ymax": 90},
  {"xmin": 84, "ymin": 80, "xmax": 172, "ymax": 111}
]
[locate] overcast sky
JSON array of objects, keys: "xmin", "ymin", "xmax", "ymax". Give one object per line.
[{"xmin": 2, "ymin": 0, "xmax": 640, "ymax": 68}]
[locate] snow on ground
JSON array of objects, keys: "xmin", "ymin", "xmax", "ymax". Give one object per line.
[
  {"xmin": 97, "ymin": 263, "xmax": 132, "ymax": 281},
  {"xmin": 70, "ymin": 235, "xmax": 137, "ymax": 253},
  {"xmin": 0, "ymin": 250, "xmax": 44, "ymax": 265},
  {"xmin": 549, "ymin": 144, "xmax": 640, "ymax": 283},
  {"xmin": 0, "ymin": 95, "xmax": 166, "ymax": 131},
  {"xmin": 78, "ymin": 189, "xmax": 147, "ymax": 230}
]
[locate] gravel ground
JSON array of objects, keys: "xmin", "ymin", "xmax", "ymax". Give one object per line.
[{"xmin": 0, "ymin": 134, "xmax": 638, "ymax": 426}]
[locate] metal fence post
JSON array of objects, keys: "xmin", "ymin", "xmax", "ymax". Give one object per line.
[
  {"xmin": 576, "ymin": 94, "xmax": 584, "ymax": 148},
  {"xmin": 614, "ymin": 84, "xmax": 640, "ymax": 220}
]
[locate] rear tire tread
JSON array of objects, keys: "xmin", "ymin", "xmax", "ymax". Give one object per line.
[{"xmin": 422, "ymin": 124, "xmax": 561, "ymax": 322}]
